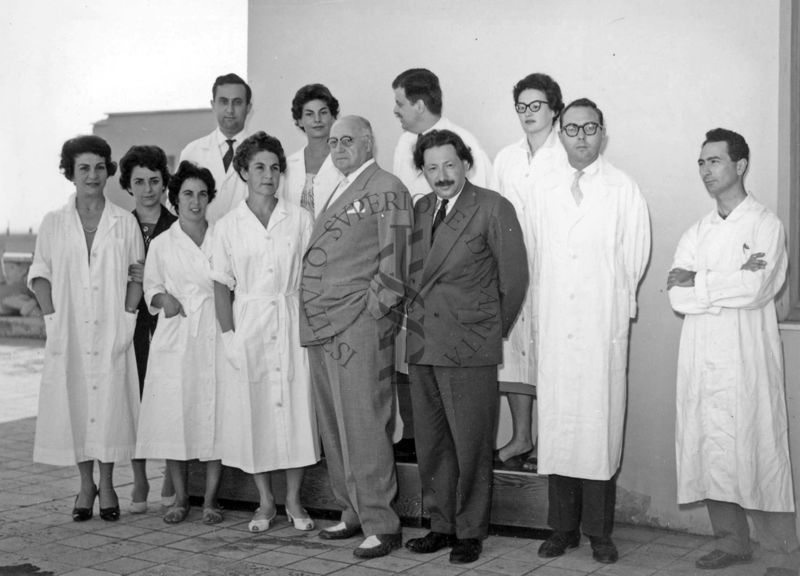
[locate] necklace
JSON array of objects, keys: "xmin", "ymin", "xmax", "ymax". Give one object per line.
[{"xmin": 83, "ymin": 225, "xmax": 98, "ymax": 234}]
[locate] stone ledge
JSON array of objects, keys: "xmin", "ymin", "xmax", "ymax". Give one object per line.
[{"xmin": 0, "ymin": 316, "xmax": 45, "ymax": 339}]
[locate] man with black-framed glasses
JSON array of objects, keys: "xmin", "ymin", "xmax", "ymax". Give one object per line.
[{"xmin": 533, "ymin": 98, "xmax": 651, "ymax": 565}]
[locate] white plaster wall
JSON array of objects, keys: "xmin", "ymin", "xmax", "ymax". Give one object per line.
[{"xmin": 247, "ymin": 0, "xmax": 788, "ymax": 533}]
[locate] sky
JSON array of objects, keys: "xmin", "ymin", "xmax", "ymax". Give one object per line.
[{"xmin": 1, "ymin": 0, "xmax": 247, "ymax": 232}]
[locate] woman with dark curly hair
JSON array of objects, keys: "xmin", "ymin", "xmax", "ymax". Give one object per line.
[
  {"xmin": 283, "ymin": 83, "xmax": 342, "ymax": 218},
  {"xmin": 118, "ymin": 144, "xmax": 177, "ymax": 514},
  {"xmin": 29, "ymin": 135, "xmax": 144, "ymax": 522},
  {"xmin": 134, "ymin": 161, "xmax": 224, "ymax": 525},
  {"xmin": 213, "ymin": 132, "xmax": 319, "ymax": 533}
]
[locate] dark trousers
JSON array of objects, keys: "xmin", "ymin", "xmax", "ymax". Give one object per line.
[
  {"xmin": 547, "ymin": 473, "xmax": 616, "ymax": 537},
  {"xmin": 409, "ymin": 364, "xmax": 498, "ymax": 540}
]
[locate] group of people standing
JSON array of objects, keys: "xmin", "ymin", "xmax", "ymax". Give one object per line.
[{"xmin": 28, "ymin": 68, "xmax": 798, "ymax": 574}]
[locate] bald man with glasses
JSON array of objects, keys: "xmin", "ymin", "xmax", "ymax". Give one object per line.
[
  {"xmin": 532, "ymin": 98, "xmax": 651, "ymax": 565},
  {"xmin": 300, "ymin": 116, "xmax": 413, "ymax": 559}
]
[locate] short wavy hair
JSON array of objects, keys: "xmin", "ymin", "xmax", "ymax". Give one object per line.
[
  {"xmin": 118, "ymin": 145, "xmax": 170, "ymax": 192},
  {"xmin": 59, "ymin": 135, "xmax": 117, "ymax": 181},
  {"xmin": 291, "ymin": 83, "xmax": 340, "ymax": 129},
  {"xmin": 212, "ymin": 73, "xmax": 252, "ymax": 104},
  {"xmin": 392, "ymin": 68, "xmax": 442, "ymax": 116},
  {"xmin": 233, "ymin": 131, "xmax": 287, "ymax": 181},
  {"xmin": 413, "ymin": 129, "xmax": 474, "ymax": 171},
  {"xmin": 513, "ymin": 73, "xmax": 564, "ymax": 122},
  {"xmin": 703, "ymin": 128, "xmax": 750, "ymax": 162},
  {"xmin": 167, "ymin": 161, "xmax": 217, "ymax": 213}
]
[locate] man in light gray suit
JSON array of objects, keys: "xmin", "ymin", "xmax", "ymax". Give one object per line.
[{"xmin": 300, "ymin": 116, "xmax": 413, "ymax": 559}]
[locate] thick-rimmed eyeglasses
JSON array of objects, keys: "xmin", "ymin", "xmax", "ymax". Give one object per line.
[
  {"xmin": 515, "ymin": 100, "xmax": 548, "ymax": 114},
  {"xmin": 561, "ymin": 122, "xmax": 602, "ymax": 137}
]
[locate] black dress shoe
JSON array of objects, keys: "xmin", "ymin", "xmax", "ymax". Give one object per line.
[
  {"xmin": 98, "ymin": 489, "xmax": 120, "ymax": 521},
  {"xmin": 319, "ymin": 524, "xmax": 362, "ymax": 540},
  {"xmin": 538, "ymin": 530, "xmax": 580, "ymax": 558},
  {"xmin": 589, "ymin": 536, "xmax": 618, "ymax": 564},
  {"xmin": 405, "ymin": 531, "xmax": 456, "ymax": 553},
  {"xmin": 695, "ymin": 549, "xmax": 752, "ymax": 570},
  {"xmin": 450, "ymin": 538, "xmax": 482, "ymax": 564},
  {"xmin": 353, "ymin": 533, "xmax": 402, "ymax": 558}
]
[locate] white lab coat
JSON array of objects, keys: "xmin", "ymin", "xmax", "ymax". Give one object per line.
[
  {"xmin": 532, "ymin": 156, "xmax": 650, "ymax": 480},
  {"xmin": 28, "ymin": 196, "xmax": 144, "ymax": 465},
  {"xmin": 668, "ymin": 194, "xmax": 794, "ymax": 512},
  {"xmin": 393, "ymin": 116, "xmax": 494, "ymax": 200},
  {"xmin": 494, "ymin": 130, "xmax": 567, "ymax": 385},
  {"xmin": 212, "ymin": 200, "xmax": 320, "ymax": 474},
  {"xmin": 281, "ymin": 148, "xmax": 342, "ymax": 219},
  {"xmin": 180, "ymin": 128, "xmax": 250, "ymax": 224},
  {"xmin": 135, "ymin": 222, "xmax": 221, "ymax": 461}
]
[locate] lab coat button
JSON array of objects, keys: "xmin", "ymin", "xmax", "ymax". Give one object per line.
[{"xmin": 567, "ymin": 334, "xmax": 573, "ymax": 340}]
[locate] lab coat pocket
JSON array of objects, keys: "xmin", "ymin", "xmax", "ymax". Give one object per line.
[
  {"xmin": 43, "ymin": 312, "xmax": 65, "ymax": 355},
  {"xmin": 221, "ymin": 330, "xmax": 242, "ymax": 373},
  {"xmin": 150, "ymin": 312, "xmax": 182, "ymax": 353},
  {"xmin": 112, "ymin": 312, "xmax": 137, "ymax": 356}
]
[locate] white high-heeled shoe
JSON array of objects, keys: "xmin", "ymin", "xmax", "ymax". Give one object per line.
[
  {"xmin": 248, "ymin": 506, "xmax": 277, "ymax": 532},
  {"xmin": 286, "ymin": 509, "xmax": 315, "ymax": 531}
]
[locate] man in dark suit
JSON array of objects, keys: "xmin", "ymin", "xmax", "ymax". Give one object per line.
[
  {"xmin": 300, "ymin": 115, "xmax": 413, "ymax": 559},
  {"xmin": 404, "ymin": 129, "xmax": 528, "ymax": 564}
]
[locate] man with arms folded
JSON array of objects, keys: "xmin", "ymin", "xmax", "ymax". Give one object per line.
[{"xmin": 668, "ymin": 128, "xmax": 798, "ymax": 575}]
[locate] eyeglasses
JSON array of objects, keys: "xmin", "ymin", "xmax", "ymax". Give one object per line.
[
  {"xmin": 561, "ymin": 122, "xmax": 602, "ymax": 137},
  {"xmin": 327, "ymin": 135, "xmax": 367, "ymax": 148},
  {"xmin": 515, "ymin": 100, "xmax": 548, "ymax": 114}
]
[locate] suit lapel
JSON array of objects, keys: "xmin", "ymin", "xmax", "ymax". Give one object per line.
[
  {"xmin": 420, "ymin": 182, "xmax": 479, "ymax": 286},
  {"xmin": 307, "ymin": 163, "xmax": 378, "ymax": 249}
]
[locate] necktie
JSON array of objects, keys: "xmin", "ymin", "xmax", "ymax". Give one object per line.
[
  {"xmin": 223, "ymin": 139, "xmax": 235, "ymax": 173},
  {"xmin": 431, "ymin": 198, "xmax": 449, "ymax": 243},
  {"xmin": 571, "ymin": 170, "xmax": 584, "ymax": 206}
]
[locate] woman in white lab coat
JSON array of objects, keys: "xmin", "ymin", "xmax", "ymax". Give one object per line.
[
  {"xmin": 281, "ymin": 84, "xmax": 341, "ymax": 219},
  {"xmin": 135, "ymin": 161, "xmax": 224, "ymax": 524},
  {"xmin": 214, "ymin": 132, "xmax": 319, "ymax": 533},
  {"xmin": 492, "ymin": 73, "xmax": 567, "ymax": 470},
  {"xmin": 29, "ymin": 135, "xmax": 144, "ymax": 522}
]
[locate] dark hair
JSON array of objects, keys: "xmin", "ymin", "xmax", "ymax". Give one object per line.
[
  {"xmin": 233, "ymin": 131, "xmax": 287, "ymax": 181},
  {"xmin": 413, "ymin": 129, "xmax": 474, "ymax": 171},
  {"xmin": 513, "ymin": 73, "xmax": 564, "ymax": 122},
  {"xmin": 212, "ymin": 73, "xmax": 252, "ymax": 104},
  {"xmin": 59, "ymin": 135, "xmax": 117, "ymax": 181},
  {"xmin": 703, "ymin": 128, "xmax": 750, "ymax": 162},
  {"xmin": 118, "ymin": 145, "xmax": 170, "ymax": 192},
  {"xmin": 167, "ymin": 161, "xmax": 217, "ymax": 213},
  {"xmin": 560, "ymin": 97, "xmax": 604, "ymax": 128},
  {"xmin": 392, "ymin": 68, "xmax": 442, "ymax": 116},
  {"xmin": 291, "ymin": 84, "xmax": 340, "ymax": 129}
]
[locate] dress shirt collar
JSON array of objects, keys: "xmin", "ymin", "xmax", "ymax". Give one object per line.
[
  {"xmin": 214, "ymin": 127, "xmax": 247, "ymax": 151},
  {"xmin": 336, "ymin": 157, "xmax": 375, "ymax": 187},
  {"xmin": 434, "ymin": 181, "xmax": 465, "ymax": 215}
]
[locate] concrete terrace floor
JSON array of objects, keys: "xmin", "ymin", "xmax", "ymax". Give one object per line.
[{"xmin": 0, "ymin": 338, "xmax": 780, "ymax": 575}]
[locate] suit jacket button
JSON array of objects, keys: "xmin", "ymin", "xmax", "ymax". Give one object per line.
[{"xmin": 433, "ymin": 312, "xmax": 439, "ymax": 318}]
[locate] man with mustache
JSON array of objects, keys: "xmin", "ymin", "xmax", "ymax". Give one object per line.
[
  {"xmin": 668, "ymin": 128, "xmax": 798, "ymax": 575},
  {"xmin": 534, "ymin": 98, "xmax": 650, "ymax": 565},
  {"xmin": 404, "ymin": 129, "xmax": 527, "ymax": 564},
  {"xmin": 391, "ymin": 68, "xmax": 493, "ymax": 200},
  {"xmin": 180, "ymin": 73, "xmax": 253, "ymax": 223}
]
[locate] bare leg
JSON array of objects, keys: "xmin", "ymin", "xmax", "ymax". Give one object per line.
[
  {"xmin": 203, "ymin": 460, "xmax": 223, "ymax": 510},
  {"xmin": 130, "ymin": 458, "xmax": 149, "ymax": 504},
  {"xmin": 249, "ymin": 472, "xmax": 277, "ymax": 531},
  {"xmin": 284, "ymin": 467, "xmax": 305, "ymax": 517},
  {"xmin": 76, "ymin": 460, "xmax": 96, "ymax": 508},
  {"xmin": 498, "ymin": 392, "xmax": 535, "ymax": 461},
  {"xmin": 164, "ymin": 460, "xmax": 189, "ymax": 523}
]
